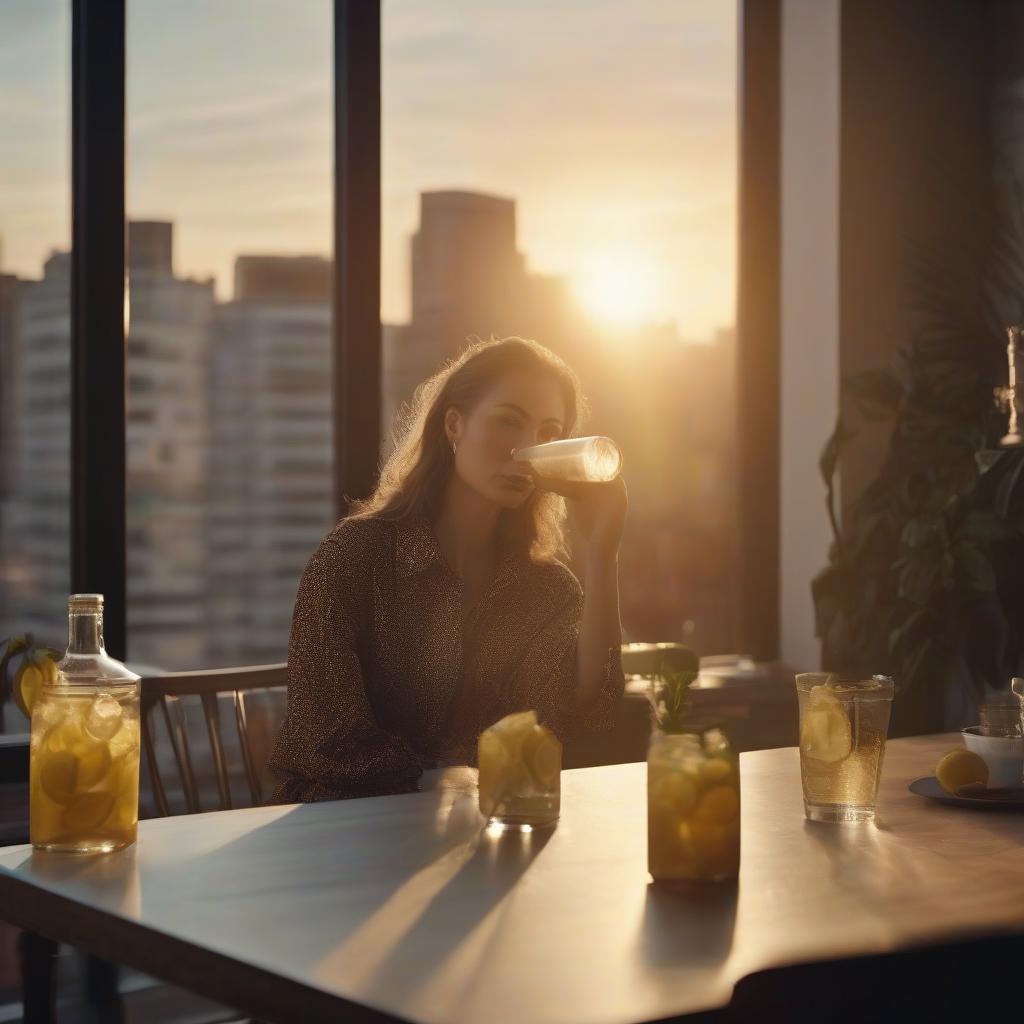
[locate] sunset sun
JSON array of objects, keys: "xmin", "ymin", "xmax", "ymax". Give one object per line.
[{"xmin": 574, "ymin": 253, "xmax": 661, "ymax": 327}]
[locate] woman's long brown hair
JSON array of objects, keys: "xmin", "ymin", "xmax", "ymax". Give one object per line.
[{"xmin": 349, "ymin": 336, "xmax": 586, "ymax": 563}]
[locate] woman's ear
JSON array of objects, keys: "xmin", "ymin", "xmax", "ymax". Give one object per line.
[{"xmin": 443, "ymin": 406, "xmax": 463, "ymax": 446}]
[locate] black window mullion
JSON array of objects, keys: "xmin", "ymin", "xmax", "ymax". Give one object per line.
[
  {"xmin": 736, "ymin": 0, "xmax": 781, "ymax": 661},
  {"xmin": 70, "ymin": 0, "xmax": 127, "ymax": 658},
  {"xmin": 334, "ymin": 0, "xmax": 382, "ymax": 515}
]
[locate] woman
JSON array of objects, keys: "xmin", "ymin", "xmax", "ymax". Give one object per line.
[{"xmin": 268, "ymin": 336, "xmax": 627, "ymax": 802}]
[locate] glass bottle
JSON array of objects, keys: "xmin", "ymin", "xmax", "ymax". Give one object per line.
[
  {"xmin": 30, "ymin": 594, "xmax": 141, "ymax": 853},
  {"xmin": 512, "ymin": 435, "xmax": 623, "ymax": 483},
  {"xmin": 647, "ymin": 724, "xmax": 740, "ymax": 883}
]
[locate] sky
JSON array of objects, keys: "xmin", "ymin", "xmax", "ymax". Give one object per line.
[{"xmin": 0, "ymin": 0, "xmax": 736, "ymax": 340}]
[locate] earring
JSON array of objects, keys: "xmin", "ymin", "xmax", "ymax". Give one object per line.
[{"xmin": 452, "ymin": 440, "xmax": 457, "ymax": 456}]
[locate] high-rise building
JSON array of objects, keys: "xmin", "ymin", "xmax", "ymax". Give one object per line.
[
  {"xmin": 125, "ymin": 221, "xmax": 216, "ymax": 670},
  {"xmin": 207, "ymin": 255, "xmax": 334, "ymax": 666},
  {"xmin": 0, "ymin": 271, "xmax": 20, "ymax": 510},
  {"xmin": 382, "ymin": 190, "xmax": 584, "ymax": 438},
  {"xmin": 0, "ymin": 253, "xmax": 71, "ymax": 644}
]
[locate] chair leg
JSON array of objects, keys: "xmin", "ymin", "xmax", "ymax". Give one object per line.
[
  {"xmin": 17, "ymin": 930, "xmax": 58, "ymax": 1024},
  {"xmin": 84, "ymin": 954, "xmax": 123, "ymax": 1023}
]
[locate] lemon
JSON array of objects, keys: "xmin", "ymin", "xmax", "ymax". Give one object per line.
[
  {"xmin": 521, "ymin": 724, "xmax": 561, "ymax": 790},
  {"xmin": 477, "ymin": 729, "xmax": 511, "ymax": 815},
  {"xmin": 40, "ymin": 751, "xmax": 78, "ymax": 803},
  {"xmin": 490, "ymin": 710, "xmax": 538, "ymax": 755},
  {"xmin": 701, "ymin": 757, "xmax": 734, "ymax": 784},
  {"xmin": 45, "ymin": 717, "xmax": 87, "ymax": 755},
  {"xmin": 74, "ymin": 743, "xmax": 113, "ymax": 791},
  {"xmin": 936, "ymin": 748, "xmax": 989, "ymax": 794},
  {"xmin": 800, "ymin": 690, "xmax": 852, "ymax": 763},
  {"xmin": 62, "ymin": 792, "xmax": 116, "ymax": 831},
  {"xmin": 651, "ymin": 771, "xmax": 699, "ymax": 818},
  {"xmin": 13, "ymin": 655, "xmax": 56, "ymax": 720},
  {"xmin": 694, "ymin": 784, "xmax": 740, "ymax": 825},
  {"xmin": 681, "ymin": 819, "xmax": 739, "ymax": 875}
]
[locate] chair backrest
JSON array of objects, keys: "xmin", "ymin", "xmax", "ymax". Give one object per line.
[{"xmin": 140, "ymin": 664, "xmax": 287, "ymax": 817}]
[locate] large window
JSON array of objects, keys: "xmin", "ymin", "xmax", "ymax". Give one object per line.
[
  {"xmin": 1, "ymin": 1, "xmax": 745, "ymax": 684},
  {"xmin": 125, "ymin": 0, "xmax": 333, "ymax": 670},
  {"xmin": 382, "ymin": 1, "xmax": 738, "ymax": 652},
  {"xmin": 0, "ymin": 0, "xmax": 71, "ymax": 678}
]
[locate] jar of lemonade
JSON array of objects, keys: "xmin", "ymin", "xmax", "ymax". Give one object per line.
[
  {"xmin": 647, "ymin": 724, "xmax": 740, "ymax": 883},
  {"xmin": 30, "ymin": 594, "xmax": 141, "ymax": 853}
]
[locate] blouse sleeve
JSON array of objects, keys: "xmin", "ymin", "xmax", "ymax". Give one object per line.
[
  {"xmin": 515, "ymin": 568, "xmax": 625, "ymax": 743},
  {"xmin": 268, "ymin": 527, "xmax": 423, "ymax": 802}
]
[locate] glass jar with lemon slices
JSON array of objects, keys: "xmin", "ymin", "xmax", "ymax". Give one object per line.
[
  {"xmin": 477, "ymin": 710, "xmax": 562, "ymax": 830},
  {"xmin": 796, "ymin": 674, "xmax": 893, "ymax": 823},
  {"xmin": 30, "ymin": 594, "xmax": 141, "ymax": 853},
  {"xmin": 647, "ymin": 725, "xmax": 740, "ymax": 883}
]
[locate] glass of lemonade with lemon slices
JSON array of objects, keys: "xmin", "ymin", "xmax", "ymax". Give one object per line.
[
  {"xmin": 796, "ymin": 674, "xmax": 893, "ymax": 823},
  {"xmin": 30, "ymin": 595, "xmax": 141, "ymax": 853},
  {"xmin": 647, "ymin": 726, "xmax": 740, "ymax": 883},
  {"xmin": 477, "ymin": 710, "xmax": 562, "ymax": 830}
]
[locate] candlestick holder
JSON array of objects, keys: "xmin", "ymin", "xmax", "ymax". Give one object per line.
[{"xmin": 997, "ymin": 325, "xmax": 1023, "ymax": 447}]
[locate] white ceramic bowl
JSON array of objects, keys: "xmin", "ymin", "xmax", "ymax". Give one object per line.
[{"xmin": 962, "ymin": 727, "xmax": 1024, "ymax": 787}]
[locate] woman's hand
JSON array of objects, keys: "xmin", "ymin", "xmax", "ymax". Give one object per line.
[{"xmin": 529, "ymin": 473, "xmax": 628, "ymax": 553}]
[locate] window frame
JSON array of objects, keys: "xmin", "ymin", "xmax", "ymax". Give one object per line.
[{"xmin": 69, "ymin": 0, "xmax": 779, "ymax": 663}]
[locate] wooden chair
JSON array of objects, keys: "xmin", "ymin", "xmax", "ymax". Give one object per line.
[{"xmin": 140, "ymin": 664, "xmax": 288, "ymax": 816}]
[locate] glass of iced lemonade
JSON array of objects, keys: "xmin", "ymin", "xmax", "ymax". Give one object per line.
[
  {"xmin": 478, "ymin": 710, "xmax": 562, "ymax": 830},
  {"xmin": 796, "ymin": 674, "xmax": 893, "ymax": 823},
  {"xmin": 647, "ymin": 725, "xmax": 740, "ymax": 883}
]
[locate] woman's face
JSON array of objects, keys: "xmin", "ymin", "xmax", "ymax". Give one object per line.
[{"xmin": 447, "ymin": 369, "xmax": 569, "ymax": 508}]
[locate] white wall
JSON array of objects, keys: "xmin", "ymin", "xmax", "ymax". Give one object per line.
[{"xmin": 779, "ymin": 0, "xmax": 840, "ymax": 670}]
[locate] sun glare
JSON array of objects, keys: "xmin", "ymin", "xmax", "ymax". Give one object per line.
[{"xmin": 574, "ymin": 253, "xmax": 661, "ymax": 327}]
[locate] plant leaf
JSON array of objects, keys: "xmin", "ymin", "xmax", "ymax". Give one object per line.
[
  {"xmin": 819, "ymin": 417, "xmax": 855, "ymax": 489},
  {"xmin": 952, "ymin": 541, "xmax": 997, "ymax": 592},
  {"xmin": 995, "ymin": 452, "xmax": 1024, "ymax": 518},
  {"xmin": 843, "ymin": 370, "xmax": 904, "ymax": 420}
]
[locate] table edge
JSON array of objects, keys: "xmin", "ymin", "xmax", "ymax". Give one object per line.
[{"xmin": 0, "ymin": 868, "xmax": 405, "ymax": 1024}]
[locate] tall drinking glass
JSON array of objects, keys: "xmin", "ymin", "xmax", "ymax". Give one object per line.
[{"xmin": 796, "ymin": 674, "xmax": 893, "ymax": 823}]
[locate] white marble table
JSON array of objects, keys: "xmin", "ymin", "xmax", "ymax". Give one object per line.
[{"xmin": 1, "ymin": 735, "xmax": 1023, "ymax": 1023}]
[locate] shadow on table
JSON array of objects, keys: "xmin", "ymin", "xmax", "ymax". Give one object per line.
[
  {"xmin": 726, "ymin": 930, "xmax": 1024, "ymax": 1024},
  {"xmin": 14, "ymin": 776, "xmax": 559, "ymax": 1020},
  {"xmin": 637, "ymin": 880, "xmax": 738, "ymax": 968},
  {"xmin": 346, "ymin": 822, "xmax": 554, "ymax": 1002}
]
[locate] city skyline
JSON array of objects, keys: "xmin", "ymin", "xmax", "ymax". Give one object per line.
[
  {"xmin": 1, "ymin": 200, "xmax": 738, "ymax": 669},
  {"xmin": 0, "ymin": 0, "xmax": 736, "ymax": 341}
]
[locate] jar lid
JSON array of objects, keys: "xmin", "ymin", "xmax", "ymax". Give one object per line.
[{"xmin": 69, "ymin": 594, "xmax": 103, "ymax": 611}]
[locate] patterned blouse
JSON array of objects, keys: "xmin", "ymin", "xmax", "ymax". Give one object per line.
[{"xmin": 268, "ymin": 514, "xmax": 625, "ymax": 802}]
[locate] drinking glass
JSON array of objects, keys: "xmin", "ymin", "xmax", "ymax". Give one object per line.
[
  {"xmin": 796, "ymin": 674, "xmax": 893, "ymax": 823},
  {"xmin": 979, "ymin": 694, "xmax": 1022, "ymax": 738},
  {"xmin": 647, "ymin": 726, "xmax": 740, "ymax": 883},
  {"xmin": 477, "ymin": 711, "xmax": 561, "ymax": 830}
]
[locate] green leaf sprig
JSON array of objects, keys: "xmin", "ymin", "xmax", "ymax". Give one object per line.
[{"xmin": 648, "ymin": 651, "xmax": 697, "ymax": 734}]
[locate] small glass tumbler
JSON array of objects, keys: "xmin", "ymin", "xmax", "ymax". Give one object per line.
[
  {"xmin": 796, "ymin": 674, "xmax": 893, "ymax": 823},
  {"xmin": 477, "ymin": 711, "xmax": 561, "ymax": 831},
  {"xmin": 979, "ymin": 694, "xmax": 1023, "ymax": 738}
]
